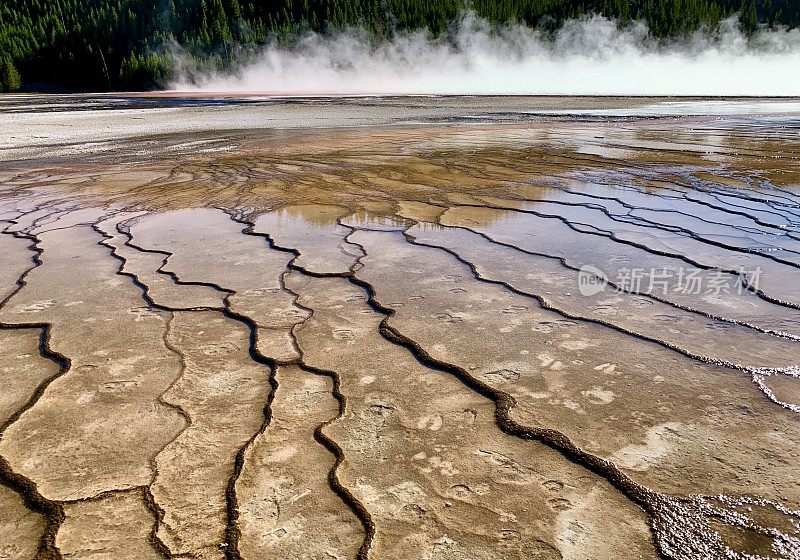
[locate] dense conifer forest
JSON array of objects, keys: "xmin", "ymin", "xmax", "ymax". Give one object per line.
[{"xmin": 0, "ymin": 0, "xmax": 797, "ymax": 92}]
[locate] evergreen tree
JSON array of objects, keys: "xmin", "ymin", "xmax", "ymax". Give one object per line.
[
  {"xmin": 0, "ymin": 56, "xmax": 21, "ymax": 92},
  {"xmin": 739, "ymin": 0, "xmax": 759, "ymax": 35}
]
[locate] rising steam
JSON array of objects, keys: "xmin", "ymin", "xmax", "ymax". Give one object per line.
[{"xmin": 170, "ymin": 15, "xmax": 800, "ymax": 96}]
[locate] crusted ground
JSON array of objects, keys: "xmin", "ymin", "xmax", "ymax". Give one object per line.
[{"xmin": 0, "ymin": 98, "xmax": 799, "ymax": 560}]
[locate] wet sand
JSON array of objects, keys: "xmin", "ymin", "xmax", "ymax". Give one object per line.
[{"xmin": 0, "ymin": 95, "xmax": 799, "ymax": 560}]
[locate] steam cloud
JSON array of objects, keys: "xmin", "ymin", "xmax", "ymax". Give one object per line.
[{"xmin": 171, "ymin": 16, "xmax": 800, "ymax": 96}]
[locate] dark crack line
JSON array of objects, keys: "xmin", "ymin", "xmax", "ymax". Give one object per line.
[
  {"xmin": 341, "ymin": 218, "xmax": 800, "ymax": 555},
  {"xmin": 329, "ymin": 223, "xmax": 671, "ymax": 560},
  {"xmin": 300, "ymin": 360, "xmax": 376, "ymax": 560},
  {"xmin": 394, "ymin": 224, "xmax": 799, "ymax": 413},
  {"xmin": 491, "ymin": 195, "xmax": 800, "ymax": 269},
  {"xmin": 583, "ymin": 164, "xmax": 797, "ymax": 207},
  {"xmin": 112, "ymin": 215, "xmax": 285, "ymax": 560},
  {"xmin": 561, "ymin": 186, "xmax": 800, "ymax": 242},
  {"xmin": 574, "ymin": 165, "xmax": 800, "ymax": 221},
  {"xmin": 454, "ymin": 201, "xmax": 800, "ymax": 311},
  {"xmin": 224, "ymin": 208, "xmax": 376, "ymax": 560},
  {"xmin": 336, "ymin": 218, "xmax": 800, "ymax": 555},
  {"xmin": 219, "ymin": 299, "xmax": 280, "ymax": 560},
  {"xmin": 96, "ymin": 214, "xmax": 262, "ymax": 558},
  {"xmin": 95, "ymin": 218, "xmax": 224, "ymax": 313},
  {"xmin": 0, "ymin": 218, "xmax": 67, "ymax": 560},
  {"xmin": 2, "ymin": 210, "xmax": 209, "ymax": 559},
  {"xmin": 95, "ymin": 214, "xmax": 267, "ymax": 558},
  {"xmin": 4, "ymin": 208, "xmax": 71, "ymax": 235},
  {"xmin": 88, "ymin": 219, "xmax": 192, "ymax": 559},
  {"xmin": 112, "ymin": 218, "xmax": 232, "ymax": 305},
  {"xmin": 619, "ymin": 209, "xmax": 800, "ymax": 259},
  {"xmin": 144, "ymin": 313, "xmax": 191, "ymax": 560},
  {"xmin": 421, "ymin": 212, "xmax": 800, "ymax": 342},
  {"xmin": 692, "ymin": 182, "xmax": 800, "ymax": 216},
  {"xmin": 699, "ymin": 192, "xmax": 800, "ymax": 227},
  {"xmin": 2, "ymin": 208, "xmax": 69, "ymax": 239},
  {"xmin": 26, "ymin": 207, "xmax": 88, "ymax": 234},
  {"xmin": 58, "ymin": 485, "xmax": 148, "ymax": 505},
  {"xmin": 623, "ymin": 184, "xmax": 800, "ymax": 238},
  {"xmin": 227, "ymin": 208, "xmax": 786, "ymax": 559}
]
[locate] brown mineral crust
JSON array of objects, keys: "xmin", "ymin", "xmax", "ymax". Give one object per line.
[
  {"xmin": 127, "ymin": 209, "xmax": 308, "ymax": 363},
  {"xmin": 348, "ymin": 229, "xmax": 800, "ymax": 508},
  {"xmin": 0, "ymin": 225, "xmax": 186, "ymax": 501},
  {"xmin": 150, "ymin": 311, "xmax": 273, "ymax": 559},
  {"xmin": 288, "ymin": 273, "xmax": 658, "ymax": 560},
  {"xmin": 56, "ymin": 488, "xmax": 162, "ymax": 559},
  {"xmin": 0, "ymin": 484, "xmax": 46, "ymax": 560},
  {"xmin": 236, "ymin": 364, "xmax": 364, "ymax": 560},
  {"xmin": 0, "ymin": 97, "xmax": 798, "ymax": 559}
]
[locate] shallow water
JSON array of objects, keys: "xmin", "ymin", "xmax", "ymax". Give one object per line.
[{"xmin": 0, "ymin": 95, "xmax": 798, "ymax": 560}]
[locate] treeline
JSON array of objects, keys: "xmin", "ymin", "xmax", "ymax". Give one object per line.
[{"xmin": 0, "ymin": 0, "xmax": 797, "ymax": 92}]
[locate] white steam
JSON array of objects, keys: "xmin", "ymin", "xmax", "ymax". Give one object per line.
[{"xmin": 171, "ymin": 16, "xmax": 800, "ymax": 96}]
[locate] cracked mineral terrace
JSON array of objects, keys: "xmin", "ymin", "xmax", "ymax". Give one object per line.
[{"xmin": 0, "ymin": 94, "xmax": 799, "ymax": 560}]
